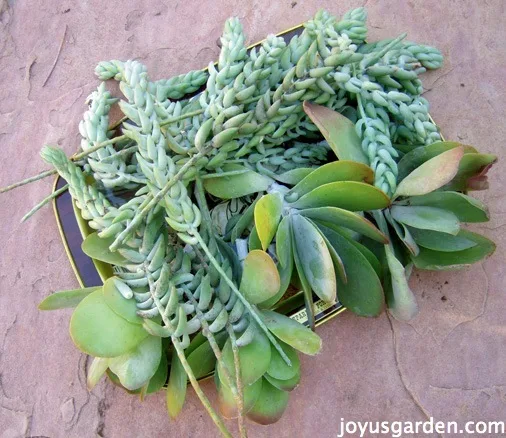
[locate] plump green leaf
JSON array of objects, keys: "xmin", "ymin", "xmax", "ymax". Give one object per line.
[
  {"xmin": 291, "ymin": 181, "xmax": 390, "ymax": 211},
  {"xmin": 246, "ymin": 378, "xmax": 290, "ymax": 425},
  {"xmin": 403, "ymin": 191, "xmax": 489, "ymax": 223},
  {"xmin": 218, "ymin": 374, "xmax": 263, "ymax": 419},
  {"xmin": 394, "ymin": 147, "xmax": 464, "ymax": 198},
  {"xmin": 240, "ymin": 250, "xmax": 281, "ymax": 304},
  {"xmin": 411, "ymin": 230, "xmax": 495, "ymax": 270},
  {"xmin": 254, "ymin": 193, "xmax": 283, "ymax": 250},
  {"xmin": 264, "ymin": 371, "xmax": 300, "ymax": 392},
  {"xmin": 390, "ymin": 218, "xmax": 420, "ymax": 256},
  {"xmin": 266, "ymin": 342, "xmax": 300, "ymax": 381},
  {"xmin": 303, "ymin": 101, "xmax": 368, "ymax": 164},
  {"xmin": 443, "ymin": 153, "xmax": 497, "ymax": 192},
  {"xmin": 314, "ymin": 220, "xmax": 383, "ymax": 278},
  {"xmin": 397, "ymin": 141, "xmax": 476, "ymax": 180},
  {"xmin": 86, "ymin": 357, "xmax": 109, "ymax": 390},
  {"xmin": 286, "ymin": 161, "xmax": 374, "ymax": 200},
  {"xmin": 108, "ymin": 336, "xmax": 162, "ymax": 391},
  {"xmin": 39, "ymin": 286, "xmax": 99, "ymax": 310},
  {"xmin": 203, "ymin": 164, "xmax": 273, "ymax": 199},
  {"xmin": 102, "ymin": 277, "xmax": 143, "ymax": 325},
  {"xmin": 261, "ymin": 309, "xmax": 322, "ymax": 355},
  {"xmin": 291, "ymin": 225, "xmax": 316, "ymax": 329},
  {"xmin": 185, "ymin": 331, "xmax": 208, "ymax": 356},
  {"xmin": 166, "ymin": 348, "xmax": 187, "ymax": 419},
  {"xmin": 82, "ymin": 232, "xmax": 129, "ymax": 266},
  {"xmin": 231, "ymin": 195, "xmax": 259, "ymax": 242},
  {"xmin": 218, "ymin": 326, "xmax": 271, "ymax": 387},
  {"xmin": 186, "ymin": 332, "xmax": 227, "ymax": 379},
  {"xmin": 391, "ymin": 206, "xmax": 460, "ymax": 235},
  {"xmin": 248, "ymin": 225, "xmax": 262, "ymax": 251},
  {"xmin": 258, "ymin": 253, "xmax": 294, "ymax": 309},
  {"xmin": 317, "ymin": 224, "xmax": 384, "ymax": 317},
  {"xmin": 409, "ymin": 228, "xmax": 478, "ymax": 252},
  {"xmin": 275, "ymin": 168, "xmax": 314, "ymax": 185},
  {"xmin": 146, "ymin": 351, "xmax": 168, "ymax": 394},
  {"xmin": 384, "ymin": 245, "xmax": 419, "ymax": 321},
  {"xmin": 142, "ymin": 319, "xmax": 171, "ymax": 338},
  {"xmin": 292, "ymin": 215, "xmax": 336, "ymax": 303},
  {"xmin": 276, "ymin": 216, "xmax": 292, "ymax": 269},
  {"xmin": 70, "ymin": 289, "xmax": 148, "ymax": 358},
  {"xmin": 300, "ymin": 207, "xmax": 388, "ymax": 243}
]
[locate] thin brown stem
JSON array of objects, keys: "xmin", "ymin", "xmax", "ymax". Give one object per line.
[
  {"xmin": 21, "ymin": 183, "xmax": 69, "ymax": 222},
  {"xmin": 109, "ymin": 146, "xmax": 212, "ymax": 251},
  {"xmin": 227, "ymin": 325, "xmax": 247, "ymax": 438},
  {"xmin": 150, "ymin": 287, "xmax": 232, "ymax": 438},
  {"xmin": 0, "ymin": 135, "xmax": 127, "ymax": 194}
]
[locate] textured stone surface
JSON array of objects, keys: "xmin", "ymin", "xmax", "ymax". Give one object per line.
[{"xmin": 0, "ymin": 0, "xmax": 505, "ymax": 437}]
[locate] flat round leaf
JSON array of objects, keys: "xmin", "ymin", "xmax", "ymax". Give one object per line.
[
  {"xmin": 187, "ymin": 332, "xmax": 227, "ymax": 379},
  {"xmin": 442, "ymin": 153, "xmax": 497, "ymax": 192},
  {"xmin": 317, "ymin": 224, "xmax": 384, "ymax": 317},
  {"xmin": 146, "ymin": 351, "xmax": 168, "ymax": 394},
  {"xmin": 240, "ymin": 250, "xmax": 280, "ymax": 304},
  {"xmin": 292, "ymin": 214, "xmax": 336, "ymax": 303},
  {"xmin": 109, "ymin": 336, "xmax": 162, "ymax": 391},
  {"xmin": 264, "ymin": 371, "xmax": 300, "ymax": 392},
  {"xmin": 409, "ymin": 228, "xmax": 478, "ymax": 252},
  {"xmin": 275, "ymin": 216, "xmax": 292, "ymax": 269},
  {"xmin": 218, "ymin": 374, "xmax": 263, "ymax": 419},
  {"xmin": 246, "ymin": 378, "xmax": 290, "ymax": 425},
  {"xmin": 397, "ymin": 141, "xmax": 477, "ymax": 180},
  {"xmin": 203, "ymin": 164, "xmax": 274, "ymax": 199},
  {"xmin": 260, "ymin": 310, "xmax": 322, "ymax": 356},
  {"xmin": 411, "ymin": 230, "xmax": 495, "ymax": 270},
  {"xmin": 303, "ymin": 101, "xmax": 368, "ymax": 164},
  {"xmin": 286, "ymin": 161, "xmax": 374, "ymax": 200},
  {"xmin": 291, "ymin": 225, "xmax": 316, "ymax": 329},
  {"xmin": 300, "ymin": 207, "xmax": 388, "ymax": 243},
  {"xmin": 218, "ymin": 327, "xmax": 271, "ymax": 387},
  {"xmin": 266, "ymin": 341, "xmax": 300, "ymax": 381},
  {"xmin": 39, "ymin": 286, "xmax": 99, "ymax": 311},
  {"xmin": 166, "ymin": 348, "xmax": 187, "ymax": 419},
  {"xmin": 254, "ymin": 193, "xmax": 283, "ymax": 250},
  {"xmin": 275, "ymin": 168, "xmax": 314, "ymax": 185},
  {"xmin": 82, "ymin": 232, "xmax": 129, "ymax": 267},
  {"xmin": 257, "ymin": 259, "xmax": 293, "ymax": 309},
  {"xmin": 384, "ymin": 245, "xmax": 419, "ymax": 321},
  {"xmin": 291, "ymin": 181, "xmax": 390, "ymax": 211},
  {"xmin": 391, "ymin": 206, "xmax": 460, "ymax": 235},
  {"xmin": 404, "ymin": 191, "xmax": 489, "ymax": 223},
  {"xmin": 102, "ymin": 277, "xmax": 143, "ymax": 325},
  {"xmin": 394, "ymin": 147, "xmax": 464, "ymax": 198},
  {"xmin": 70, "ymin": 289, "xmax": 148, "ymax": 358},
  {"xmin": 231, "ymin": 196, "xmax": 259, "ymax": 242},
  {"xmin": 248, "ymin": 225, "xmax": 262, "ymax": 251},
  {"xmin": 86, "ymin": 357, "xmax": 109, "ymax": 390}
]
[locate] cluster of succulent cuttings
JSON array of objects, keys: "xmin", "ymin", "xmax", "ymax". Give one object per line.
[{"xmin": 1, "ymin": 6, "xmax": 496, "ymax": 438}]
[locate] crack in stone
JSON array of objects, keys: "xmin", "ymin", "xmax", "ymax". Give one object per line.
[
  {"xmin": 429, "ymin": 384, "xmax": 506, "ymax": 392},
  {"xmin": 440, "ymin": 263, "xmax": 490, "ymax": 344},
  {"xmin": 386, "ymin": 313, "xmax": 443, "ymax": 437}
]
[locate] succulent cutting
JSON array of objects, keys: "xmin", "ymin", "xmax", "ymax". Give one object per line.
[{"xmin": 1, "ymin": 7, "xmax": 496, "ymax": 436}]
